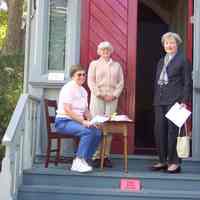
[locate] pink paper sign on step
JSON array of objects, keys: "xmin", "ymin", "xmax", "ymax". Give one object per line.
[{"xmin": 120, "ymin": 179, "xmax": 141, "ymax": 192}]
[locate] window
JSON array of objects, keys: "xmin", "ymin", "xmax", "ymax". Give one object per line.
[{"xmin": 48, "ymin": 0, "xmax": 68, "ymax": 71}]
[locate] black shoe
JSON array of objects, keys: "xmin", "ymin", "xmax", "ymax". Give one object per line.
[
  {"xmin": 167, "ymin": 166, "xmax": 181, "ymax": 174},
  {"xmin": 104, "ymin": 158, "xmax": 113, "ymax": 168},
  {"xmin": 150, "ymin": 163, "xmax": 167, "ymax": 171},
  {"xmin": 91, "ymin": 158, "xmax": 113, "ymax": 168},
  {"xmin": 86, "ymin": 159, "xmax": 95, "ymax": 167},
  {"xmin": 91, "ymin": 159, "xmax": 101, "ymax": 168}
]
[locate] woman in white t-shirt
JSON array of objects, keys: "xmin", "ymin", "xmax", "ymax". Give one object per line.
[{"xmin": 55, "ymin": 65, "xmax": 101, "ymax": 173}]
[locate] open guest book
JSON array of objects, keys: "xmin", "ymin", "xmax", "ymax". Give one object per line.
[
  {"xmin": 89, "ymin": 115, "xmax": 132, "ymax": 125},
  {"xmin": 110, "ymin": 115, "xmax": 132, "ymax": 122},
  {"xmin": 89, "ymin": 115, "xmax": 109, "ymax": 125}
]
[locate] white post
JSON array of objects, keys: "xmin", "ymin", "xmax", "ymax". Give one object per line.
[
  {"xmin": 0, "ymin": 147, "xmax": 14, "ymax": 200},
  {"xmin": 23, "ymin": 0, "xmax": 32, "ymax": 93},
  {"xmin": 192, "ymin": 0, "xmax": 200, "ymax": 160}
]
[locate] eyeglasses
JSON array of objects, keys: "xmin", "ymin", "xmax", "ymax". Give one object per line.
[{"xmin": 77, "ymin": 73, "xmax": 86, "ymax": 77}]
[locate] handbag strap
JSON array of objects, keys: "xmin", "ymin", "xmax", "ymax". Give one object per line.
[{"xmin": 178, "ymin": 122, "xmax": 188, "ymax": 137}]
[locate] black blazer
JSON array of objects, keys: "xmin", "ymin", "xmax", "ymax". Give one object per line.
[{"xmin": 153, "ymin": 51, "xmax": 192, "ymax": 106}]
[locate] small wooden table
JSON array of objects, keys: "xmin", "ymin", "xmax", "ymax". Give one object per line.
[{"xmin": 100, "ymin": 120, "xmax": 133, "ymax": 173}]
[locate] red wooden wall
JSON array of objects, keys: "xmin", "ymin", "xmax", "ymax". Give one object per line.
[{"xmin": 187, "ymin": 0, "xmax": 193, "ymax": 62}]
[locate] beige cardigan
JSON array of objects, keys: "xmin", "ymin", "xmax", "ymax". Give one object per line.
[{"xmin": 87, "ymin": 58, "xmax": 124, "ymax": 98}]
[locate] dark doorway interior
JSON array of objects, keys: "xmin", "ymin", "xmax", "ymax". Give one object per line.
[{"xmin": 135, "ymin": 2, "xmax": 168, "ymax": 154}]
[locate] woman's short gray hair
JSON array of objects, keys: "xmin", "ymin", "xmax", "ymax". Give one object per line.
[
  {"xmin": 97, "ymin": 41, "xmax": 114, "ymax": 55},
  {"xmin": 161, "ymin": 32, "xmax": 182, "ymax": 46}
]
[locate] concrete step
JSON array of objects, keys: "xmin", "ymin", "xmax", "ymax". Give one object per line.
[
  {"xmin": 18, "ymin": 157, "xmax": 200, "ymax": 200},
  {"xmin": 23, "ymin": 167, "xmax": 200, "ymax": 191},
  {"xmin": 18, "ymin": 185, "xmax": 200, "ymax": 200}
]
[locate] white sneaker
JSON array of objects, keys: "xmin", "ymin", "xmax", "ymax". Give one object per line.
[
  {"xmin": 71, "ymin": 158, "xmax": 93, "ymax": 173},
  {"xmin": 81, "ymin": 159, "xmax": 92, "ymax": 168}
]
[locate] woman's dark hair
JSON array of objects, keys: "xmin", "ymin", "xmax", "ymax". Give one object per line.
[{"xmin": 69, "ymin": 64, "xmax": 85, "ymax": 78}]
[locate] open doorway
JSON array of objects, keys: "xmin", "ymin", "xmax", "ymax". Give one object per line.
[
  {"xmin": 135, "ymin": 0, "xmax": 190, "ymax": 154},
  {"xmin": 135, "ymin": 2, "xmax": 168, "ymax": 154}
]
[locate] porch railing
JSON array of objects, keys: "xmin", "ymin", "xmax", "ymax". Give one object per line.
[{"xmin": 0, "ymin": 93, "xmax": 41, "ymax": 200}]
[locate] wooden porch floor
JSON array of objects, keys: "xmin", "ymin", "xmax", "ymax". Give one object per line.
[{"xmin": 33, "ymin": 155, "xmax": 200, "ymax": 176}]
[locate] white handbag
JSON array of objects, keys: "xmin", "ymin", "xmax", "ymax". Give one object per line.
[{"xmin": 176, "ymin": 123, "xmax": 190, "ymax": 158}]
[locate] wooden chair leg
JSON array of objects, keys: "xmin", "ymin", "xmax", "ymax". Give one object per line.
[
  {"xmin": 124, "ymin": 135, "xmax": 128, "ymax": 173},
  {"xmin": 100, "ymin": 134, "xmax": 107, "ymax": 170},
  {"xmin": 55, "ymin": 138, "xmax": 61, "ymax": 166},
  {"xmin": 45, "ymin": 139, "xmax": 51, "ymax": 168}
]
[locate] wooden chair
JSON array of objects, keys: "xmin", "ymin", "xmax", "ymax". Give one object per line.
[{"xmin": 44, "ymin": 99, "xmax": 78, "ymax": 168}]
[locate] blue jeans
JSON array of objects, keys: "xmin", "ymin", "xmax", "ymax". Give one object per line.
[{"xmin": 55, "ymin": 118, "xmax": 102, "ymax": 160}]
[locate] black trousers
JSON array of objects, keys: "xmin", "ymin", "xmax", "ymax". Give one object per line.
[{"xmin": 154, "ymin": 105, "xmax": 181, "ymax": 164}]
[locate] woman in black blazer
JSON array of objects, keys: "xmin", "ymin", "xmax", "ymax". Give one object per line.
[{"xmin": 152, "ymin": 32, "xmax": 192, "ymax": 173}]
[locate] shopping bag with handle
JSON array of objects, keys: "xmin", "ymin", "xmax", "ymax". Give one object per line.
[{"xmin": 176, "ymin": 123, "xmax": 190, "ymax": 158}]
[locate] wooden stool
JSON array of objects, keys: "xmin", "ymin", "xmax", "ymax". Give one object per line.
[{"xmin": 100, "ymin": 121, "xmax": 131, "ymax": 173}]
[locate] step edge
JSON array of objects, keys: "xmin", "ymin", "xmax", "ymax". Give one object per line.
[
  {"xmin": 18, "ymin": 185, "xmax": 200, "ymax": 198},
  {"xmin": 23, "ymin": 169, "xmax": 200, "ymax": 181}
]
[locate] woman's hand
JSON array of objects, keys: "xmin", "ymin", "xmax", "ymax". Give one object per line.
[
  {"xmin": 104, "ymin": 95, "xmax": 116, "ymax": 102},
  {"xmin": 97, "ymin": 94, "xmax": 105, "ymax": 100},
  {"xmin": 82, "ymin": 120, "xmax": 91, "ymax": 128},
  {"xmin": 64, "ymin": 103, "xmax": 92, "ymax": 125},
  {"xmin": 180, "ymin": 103, "xmax": 187, "ymax": 108}
]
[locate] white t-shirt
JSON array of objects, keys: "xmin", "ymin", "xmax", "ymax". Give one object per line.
[{"xmin": 56, "ymin": 80, "xmax": 88, "ymax": 119}]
